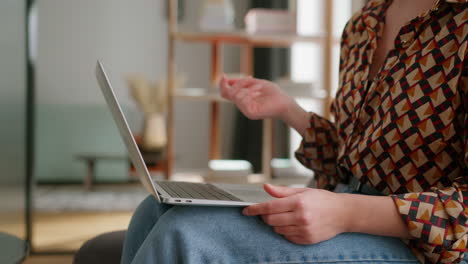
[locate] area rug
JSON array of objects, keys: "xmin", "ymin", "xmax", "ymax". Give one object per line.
[{"xmin": 35, "ymin": 184, "xmax": 148, "ymax": 212}]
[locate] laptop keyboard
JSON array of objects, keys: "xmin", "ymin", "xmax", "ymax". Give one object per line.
[{"xmin": 157, "ymin": 181, "xmax": 242, "ymax": 201}]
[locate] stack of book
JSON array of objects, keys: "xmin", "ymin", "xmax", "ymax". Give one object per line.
[{"xmin": 245, "ymin": 9, "xmax": 296, "ymax": 34}]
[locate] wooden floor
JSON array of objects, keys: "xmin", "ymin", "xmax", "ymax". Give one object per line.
[
  {"xmin": 2, "ymin": 210, "xmax": 132, "ymax": 263},
  {"xmin": 32, "ymin": 211, "xmax": 132, "ymax": 252},
  {"xmin": 24, "ymin": 255, "xmax": 73, "ymax": 264}
]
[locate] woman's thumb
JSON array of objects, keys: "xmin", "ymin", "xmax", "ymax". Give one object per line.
[{"xmin": 264, "ymin": 184, "xmax": 307, "ymax": 198}]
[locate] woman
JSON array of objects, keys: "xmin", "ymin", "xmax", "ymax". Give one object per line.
[{"xmin": 121, "ymin": 0, "xmax": 467, "ymax": 263}]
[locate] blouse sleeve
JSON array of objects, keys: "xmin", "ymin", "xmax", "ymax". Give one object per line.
[
  {"xmin": 390, "ymin": 76, "xmax": 468, "ymax": 263},
  {"xmin": 293, "ymin": 16, "xmax": 356, "ymax": 191},
  {"xmin": 294, "ymin": 113, "xmax": 339, "ymax": 190}
]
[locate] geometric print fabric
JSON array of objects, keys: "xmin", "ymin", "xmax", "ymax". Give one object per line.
[{"xmin": 295, "ymin": 0, "xmax": 467, "ymax": 263}]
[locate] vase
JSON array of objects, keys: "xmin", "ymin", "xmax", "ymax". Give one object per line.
[{"xmin": 142, "ymin": 113, "xmax": 167, "ymax": 151}]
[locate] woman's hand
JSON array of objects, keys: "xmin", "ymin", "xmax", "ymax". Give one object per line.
[
  {"xmin": 242, "ymin": 184, "xmax": 349, "ymax": 245},
  {"xmin": 220, "ymin": 75, "xmax": 295, "ymax": 120}
]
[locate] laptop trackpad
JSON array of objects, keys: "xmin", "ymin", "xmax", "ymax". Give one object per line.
[{"xmin": 213, "ymin": 183, "xmax": 275, "ymax": 204}]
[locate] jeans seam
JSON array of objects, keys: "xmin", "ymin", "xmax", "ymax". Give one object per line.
[{"xmin": 256, "ymin": 259, "xmax": 419, "ymax": 264}]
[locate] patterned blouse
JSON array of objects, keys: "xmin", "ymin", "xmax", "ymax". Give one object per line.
[{"xmin": 295, "ymin": 0, "xmax": 467, "ymax": 263}]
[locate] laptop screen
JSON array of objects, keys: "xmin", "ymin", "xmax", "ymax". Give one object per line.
[{"xmin": 95, "ymin": 61, "xmax": 160, "ymax": 202}]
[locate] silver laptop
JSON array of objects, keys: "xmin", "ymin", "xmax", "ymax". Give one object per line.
[{"xmin": 95, "ymin": 61, "xmax": 273, "ymax": 206}]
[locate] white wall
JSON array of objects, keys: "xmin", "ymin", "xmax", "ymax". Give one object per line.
[
  {"xmin": 0, "ymin": 0, "xmax": 26, "ymax": 238},
  {"xmin": 36, "ymin": 0, "xmax": 170, "ymax": 106},
  {"xmin": 36, "ymin": 0, "xmax": 243, "ymax": 171}
]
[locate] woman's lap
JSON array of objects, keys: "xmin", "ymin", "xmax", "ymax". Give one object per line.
[
  {"xmin": 121, "ymin": 196, "xmax": 173, "ymax": 263},
  {"xmin": 122, "ymin": 195, "xmax": 419, "ymax": 264}
]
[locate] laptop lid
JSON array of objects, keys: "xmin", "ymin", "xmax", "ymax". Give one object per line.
[{"xmin": 95, "ymin": 60, "xmax": 161, "ymax": 202}]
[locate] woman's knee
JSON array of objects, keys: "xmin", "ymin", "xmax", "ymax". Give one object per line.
[
  {"xmin": 133, "ymin": 196, "xmax": 170, "ymax": 220},
  {"xmin": 149, "ymin": 206, "xmax": 245, "ymax": 242},
  {"xmin": 136, "ymin": 195, "xmax": 158, "ymax": 213},
  {"xmin": 126, "ymin": 195, "xmax": 172, "ymax": 237}
]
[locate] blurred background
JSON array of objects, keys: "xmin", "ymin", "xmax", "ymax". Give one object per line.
[{"xmin": 0, "ymin": 0, "xmax": 365, "ymax": 263}]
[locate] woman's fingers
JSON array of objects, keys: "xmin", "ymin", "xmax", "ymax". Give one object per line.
[
  {"xmin": 274, "ymin": 225, "xmax": 305, "ymax": 236},
  {"xmin": 284, "ymin": 235, "xmax": 310, "ymax": 245},
  {"xmin": 220, "ymin": 76, "xmax": 260, "ymax": 101},
  {"xmin": 243, "ymin": 196, "xmax": 295, "ymax": 216},
  {"xmin": 264, "ymin": 184, "xmax": 308, "ymax": 198},
  {"xmin": 227, "ymin": 76, "xmax": 251, "ymax": 86},
  {"xmin": 220, "ymin": 75, "xmax": 232, "ymax": 99},
  {"xmin": 231, "ymin": 77, "xmax": 257, "ymax": 91},
  {"xmin": 262, "ymin": 212, "xmax": 297, "ymax": 226}
]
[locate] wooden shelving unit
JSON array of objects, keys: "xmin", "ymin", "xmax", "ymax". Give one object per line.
[
  {"xmin": 173, "ymin": 30, "xmax": 326, "ymax": 46},
  {"xmin": 165, "ymin": 0, "xmax": 334, "ymax": 181},
  {"xmin": 173, "ymin": 88, "xmax": 228, "ymax": 102}
]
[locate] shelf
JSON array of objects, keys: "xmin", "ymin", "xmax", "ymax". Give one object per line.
[
  {"xmin": 166, "ymin": 0, "xmax": 337, "ymax": 180},
  {"xmin": 173, "ymin": 87, "xmax": 326, "ymax": 102},
  {"xmin": 172, "ymin": 30, "xmax": 325, "ymax": 47},
  {"xmin": 173, "ymin": 88, "xmax": 228, "ymax": 102}
]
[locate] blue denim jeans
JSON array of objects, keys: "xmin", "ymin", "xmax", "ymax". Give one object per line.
[{"xmin": 121, "ymin": 195, "xmax": 422, "ymax": 264}]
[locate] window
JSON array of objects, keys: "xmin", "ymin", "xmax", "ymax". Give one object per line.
[{"xmin": 289, "ymin": 0, "xmax": 364, "ymax": 176}]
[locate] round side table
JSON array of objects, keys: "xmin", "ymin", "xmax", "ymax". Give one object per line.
[{"xmin": 0, "ymin": 232, "xmax": 28, "ymax": 263}]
